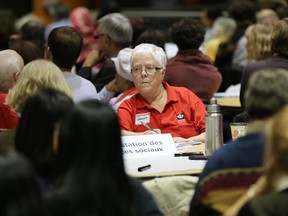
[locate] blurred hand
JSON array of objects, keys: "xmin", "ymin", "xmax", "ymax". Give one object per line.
[
  {"xmin": 106, "ymin": 79, "xmax": 121, "ymax": 92},
  {"xmin": 143, "ymin": 129, "xmax": 161, "ymax": 135},
  {"xmin": 82, "ymin": 50, "xmax": 105, "ymax": 67},
  {"xmin": 173, "ymin": 137, "xmax": 190, "ymax": 143}
]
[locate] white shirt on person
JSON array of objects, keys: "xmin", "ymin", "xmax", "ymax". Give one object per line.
[{"xmin": 63, "ymin": 72, "xmax": 98, "ymax": 103}]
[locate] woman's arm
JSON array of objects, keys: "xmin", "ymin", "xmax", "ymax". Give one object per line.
[
  {"xmin": 121, "ymin": 129, "xmax": 161, "ymax": 136},
  {"xmin": 173, "ymin": 132, "xmax": 205, "ymax": 143}
]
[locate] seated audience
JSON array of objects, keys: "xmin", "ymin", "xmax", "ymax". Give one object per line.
[
  {"xmin": 225, "ymin": 105, "xmax": 288, "ymax": 216},
  {"xmin": 45, "ymin": 26, "xmax": 98, "ymax": 103},
  {"xmin": 0, "ymin": 150, "xmax": 47, "ymax": 216},
  {"xmin": 214, "ymin": 1, "xmax": 256, "ymax": 91},
  {"xmin": 0, "ymin": 49, "xmax": 24, "ymax": 129},
  {"xmin": 10, "ymin": 20, "xmax": 45, "ymax": 55},
  {"xmin": 70, "ymin": 7, "xmax": 98, "ymax": 69},
  {"xmin": 189, "ymin": 68, "xmax": 288, "ymax": 216},
  {"xmin": 240, "ymin": 18, "xmax": 288, "ymax": 108},
  {"xmin": 199, "ymin": 8, "xmax": 222, "ymax": 51},
  {"xmin": 129, "ymin": 17, "xmax": 147, "ymax": 48},
  {"xmin": 1, "ymin": 59, "xmax": 72, "ymax": 149},
  {"xmin": 97, "ymin": 48, "xmax": 137, "ymax": 111},
  {"xmin": 6, "ymin": 59, "xmax": 72, "ymax": 113},
  {"xmin": 44, "ymin": 2, "xmax": 71, "ymax": 40},
  {"xmin": 15, "ymin": 88, "xmax": 73, "ymax": 190},
  {"xmin": 232, "ymin": 23, "xmax": 273, "ymax": 123},
  {"xmin": 45, "ymin": 101, "xmax": 163, "ymax": 216},
  {"xmin": 164, "ymin": 18, "xmax": 222, "ymax": 104},
  {"xmin": 136, "ymin": 29, "xmax": 166, "ymax": 50},
  {"xmin": 78, "ymin": 13, "xmax": 133, "ymax": 92},
  {"xmin": 256, "ymin": 8, "xmax": 279, "ymax": 25},
  {"xmin": 203, "ymin": 17, "xmax": 236, "ymax": 62},
  {"xmin": 118, "ymin": 43, "xmax": 206, "ymax": 142},
  {"xmin": 10, "ymin": 40, "xmax": 42, "ymax": 64},
  {"xmin": 245, "ymin": 23, "xmax": 273, "ymax": 63}
]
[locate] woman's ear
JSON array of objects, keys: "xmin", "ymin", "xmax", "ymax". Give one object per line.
[{"xmin": 161, "ymin": 68, "xmax": 166, "ymax": 80}]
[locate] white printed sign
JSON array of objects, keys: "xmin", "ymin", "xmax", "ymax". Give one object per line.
[{"xmin": 121, "ymin": 133, "xmax": 178, "ymax": 159}]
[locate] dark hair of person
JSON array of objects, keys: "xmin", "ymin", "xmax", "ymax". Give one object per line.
[
  {"xmin": 10, "ymin": 40, "xmax": 42, "ymax": 64},
  {"xmin": 205, "ymin": 8, "xmax": 223, "ymax": 22},
  {"xmin": 20, "ymin": 20, "xmax": 45, "ymax": 54},
  {"xmin": 168, "ymin": 18, "xmax": 205, "ymax": 50},
  {"xmin": 96, "ymin": 1, "xmax": 121, "ymax": 20},
  {"xmin": 0, "ymin": 150, "xmax": 47, "ymax": 216},
  {"xmin": 56, "ymin": 101, "xmax": 138, "ymax": 216},
  {"xmin": 0, "ymin": 9, "xmax": 16, "ymax": 50},
  {"xmin": 48, "ymin": 26, "xmax": 83, "ymax": 69},
  {"xmin": 271, "ymin": 18, "xmax": 288, "ymax": 57},
  {"xmin": 15, "ymin": 88, "xmax": 73, "ymax": 180},
  {"xmin": 129, "ymin": 17, "xmax": 147, "ymax": 48},
  {"xmin": 229, "ymin": 0, "xmax": 256, "ymax": 24},
  {"xmin": 136, "ymin": 29, "xmax": 166, "ymax": 50}
]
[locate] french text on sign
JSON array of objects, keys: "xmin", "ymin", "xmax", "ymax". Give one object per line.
[{"xmin": 121, "ymin": 133, "xmax": 177, "ymax": 159}]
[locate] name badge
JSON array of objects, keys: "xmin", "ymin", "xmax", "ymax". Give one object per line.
[{"xmin": 135, "ymin": 113, "xmax": 150, "ymax": 125}]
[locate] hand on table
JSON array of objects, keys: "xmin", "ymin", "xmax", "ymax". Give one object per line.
[
  {"xmin": 143, "ymin": 129, "xmax": 161, "ymax": 135},
  {"xmin": 173, "ymin": 137, "xmax": 191, "ymax": 143}
]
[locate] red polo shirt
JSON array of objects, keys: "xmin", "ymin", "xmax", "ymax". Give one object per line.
[{"xmin": 117, "ymin": 82, "xmax": 206, "ymax": 138}]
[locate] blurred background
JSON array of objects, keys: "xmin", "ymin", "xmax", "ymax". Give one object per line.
[{"xmin": 1, "ymin": 0, "xmax": 282, "ymax": 30}]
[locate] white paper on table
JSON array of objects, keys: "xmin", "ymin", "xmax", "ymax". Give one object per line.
[{"xmin": 121, "ymin": 133, "xmax": 178, "ymax": 159}]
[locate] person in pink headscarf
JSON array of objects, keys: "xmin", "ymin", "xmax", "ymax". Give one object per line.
[{"xmin": 70, "ymin": 7, "xmax": 99, "ymax": 69}]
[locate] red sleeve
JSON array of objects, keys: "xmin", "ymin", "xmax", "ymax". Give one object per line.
[
  {"xmin": 185, "ymin": 89, "xmax": 206, "ymax": 134},
  {"xmin": 117, "ymin": 99, "xmax": 134, "ymax": 131},
  {"xmin": 193, "ymin": 99, "xmax": 206, "ymax": 133}
]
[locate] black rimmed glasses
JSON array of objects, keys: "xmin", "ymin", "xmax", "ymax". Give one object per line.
[{"xmin": 131, "ymin": 66, "xmax": 163, "ymax": 75}]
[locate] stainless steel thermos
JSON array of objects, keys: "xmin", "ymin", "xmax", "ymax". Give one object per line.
[{"xmin": 205, "ymin": 97, "xmax": 223, "ymax": 156}]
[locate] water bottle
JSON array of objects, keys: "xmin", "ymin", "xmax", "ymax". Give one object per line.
[{"xmin": 205, "ymin": 97, "xmax": 223, "ymax": 156}]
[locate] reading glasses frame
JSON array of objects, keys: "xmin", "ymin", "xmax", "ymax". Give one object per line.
[{"xmin": 131, "ymin": 66, "xmax": 163, "ymax": 75}]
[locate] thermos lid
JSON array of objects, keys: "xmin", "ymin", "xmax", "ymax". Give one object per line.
[{"xmin": 207, "ymin": 97, "xmax": 221, "ymax": 112}]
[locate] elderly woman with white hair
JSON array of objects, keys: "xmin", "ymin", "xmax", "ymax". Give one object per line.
[{"xmin": 117, "ymin": 43, "xmax": 206, "ymax": 143}]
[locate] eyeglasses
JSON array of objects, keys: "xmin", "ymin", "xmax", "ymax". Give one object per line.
[
  {"xmin": 131, "ymin": 66, "xmax": 163, "ymax": 75},
  {"xmin": 93, "ymin": 34, "xmax": 110, "ymax": 40}
]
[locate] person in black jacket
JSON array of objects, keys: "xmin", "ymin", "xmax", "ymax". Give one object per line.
[{"xmin": 45, "ymin": 100, "xmax": 163, "ymax": 216}]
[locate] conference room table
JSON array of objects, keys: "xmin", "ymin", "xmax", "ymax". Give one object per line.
[
  {"xmin": 124, "ymin": 143, "xmax": 206, "ymax": 179},
  {"xmin": 214, "ymin": 92, "xmax": 242, "ymax": 111}
]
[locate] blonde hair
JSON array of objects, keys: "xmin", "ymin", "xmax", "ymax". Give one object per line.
[
  {"xmin": 6, "ymin": 59, "xmax": 72, "ymax": 112},
  {"xmin": 246, "ymin": 23, "xmax": 273, "ymax": 61}
]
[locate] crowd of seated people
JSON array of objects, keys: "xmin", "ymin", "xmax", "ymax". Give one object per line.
[{"xmin": 1, "ymin": 1, "xmax": 288, "ymax": 215}]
